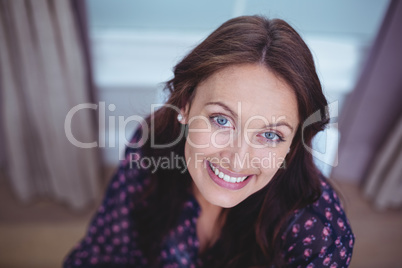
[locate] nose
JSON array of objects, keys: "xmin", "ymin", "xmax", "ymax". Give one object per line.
[{"xmin": 220, "ymin": 132, "xmax": 253, "ymax": 172}]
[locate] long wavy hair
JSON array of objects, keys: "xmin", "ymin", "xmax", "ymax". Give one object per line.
[{"xmin": 134, "ymin": 15, "xmax": 329, "ymax": 267}]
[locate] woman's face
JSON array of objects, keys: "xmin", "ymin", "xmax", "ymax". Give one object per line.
[{"xmin": 182, "ymin": 64, "xmax": 299, "ymax": 208}]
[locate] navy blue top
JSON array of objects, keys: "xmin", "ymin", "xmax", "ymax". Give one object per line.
[{"xmin": 64, "ymin": 132, "xmax": 354, "ymax": 267}]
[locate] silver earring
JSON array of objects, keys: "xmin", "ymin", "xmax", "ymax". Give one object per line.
[
  {"xmin": 177, "ymin": 114, "xmax": 183, "ymax": 122},
  {"xmin": 287, "ymin": 148, "xmax": 291, "ymax": 154}
]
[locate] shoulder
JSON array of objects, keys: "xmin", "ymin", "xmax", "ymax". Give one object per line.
[
  {"xmin": 105, "ymin": 127, "xmax": 151, "ymax": 200},
  {"xmin": 281, "ymin": 177, "xmax": 355, "ymax": 267},
  {"xmin": 63, "ymin": 128, "xmax": 151, "ymax": 267}
]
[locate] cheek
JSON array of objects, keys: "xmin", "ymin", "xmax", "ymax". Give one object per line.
[
  {"xmin": 253, "ymin": 149, "xmax": 287, "ymax": 172},
  {"xmin": 211, "ymin": 130, "xmax": 234, "ymax": 147},
  {"xmin": 186, "ymin": 117, "xmax": 214, "ymax": 149},
  {"xmin": 274, "ymin": 150, "xmax": 287, "ymax": 168},
  {"xmin": 186, "ymin": 131, "xmax": 212, "ymax": 151}
]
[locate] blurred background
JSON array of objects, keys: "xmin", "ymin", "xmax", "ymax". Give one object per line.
[{"xmin": 0, "ymin": 0, "xmax": 401, "ymax": 267}]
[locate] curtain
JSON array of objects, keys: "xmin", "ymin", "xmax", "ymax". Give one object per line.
[
  {"xmin": 0, "ymin": 0, "xmax": 100, "ymax": 210},
  {"xmin": 332, "ymin": 0, "xmax": 402, "ymax": 208},
  {"xmin": 363, "ymin": 116, "xmax": 402, "ymax": 209}
]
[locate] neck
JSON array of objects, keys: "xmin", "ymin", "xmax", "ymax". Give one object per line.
[
  {"xmin": 192, "ymin": 182, "xmax": 222, "ymax": 217},
  {"xmin": 192, "ymin": 183, "xmax": 225, "ymax": 253}
]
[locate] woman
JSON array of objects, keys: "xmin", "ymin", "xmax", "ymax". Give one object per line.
[{"xmin": 64, "ymin": 16, "xmax": 354, "ymax": 267}]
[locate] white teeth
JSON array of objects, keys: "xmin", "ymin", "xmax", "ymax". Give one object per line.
[{"xmin": 209, "ymin": 162, "xmax": 248, "ymax": 184}]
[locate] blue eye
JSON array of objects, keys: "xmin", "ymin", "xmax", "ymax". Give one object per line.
[
  {"xmin": 264, "ymin": 132, "xmax": 281, "ymax": 141},
  {"xmin": 211, "ymin": 115, "xmax": 232, "ymax": 128},
  {"xmin": 216, "ymin": 117, "xmax": 228, "ymax": 126}
]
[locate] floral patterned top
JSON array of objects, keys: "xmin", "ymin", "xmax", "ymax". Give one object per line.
[{"xmin": 64, "ymin": 132, "xmax": 355, "ymax": 267}]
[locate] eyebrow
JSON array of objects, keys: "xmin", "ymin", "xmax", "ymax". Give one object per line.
[
  {"xmin": 205, "ymin": 101, "xmax": 294, "ymax": 133},
  {"xmin": 205, "ymin": 101, "xmax": 238, "ymax": 119},
  {"xmin": 265, "ymin": 122, "xmax": 294, "ymax": 133}
]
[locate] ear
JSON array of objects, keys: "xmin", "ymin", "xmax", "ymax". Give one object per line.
[{"xmin": 179, "ymin": 103, "xmax": 190, "ymax": 124}]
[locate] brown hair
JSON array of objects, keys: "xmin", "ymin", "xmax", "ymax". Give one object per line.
[{"xmin": 135, "ymin": 15, "xmax": 329, "ymax": 267}]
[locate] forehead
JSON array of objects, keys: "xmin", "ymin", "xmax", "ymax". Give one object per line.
[{"xmin": 193, "ymin": 64, "xmax": 299, "ymax": 124}]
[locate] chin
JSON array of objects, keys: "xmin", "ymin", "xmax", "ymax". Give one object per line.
[{"xmin": 204, "ymin": 191, "xmax": 246, "ymax": 208}]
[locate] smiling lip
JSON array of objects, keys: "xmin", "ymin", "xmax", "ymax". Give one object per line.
[{"xmin": 205, "ymin": 160, "xmax": 253, "ymax": 190}]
